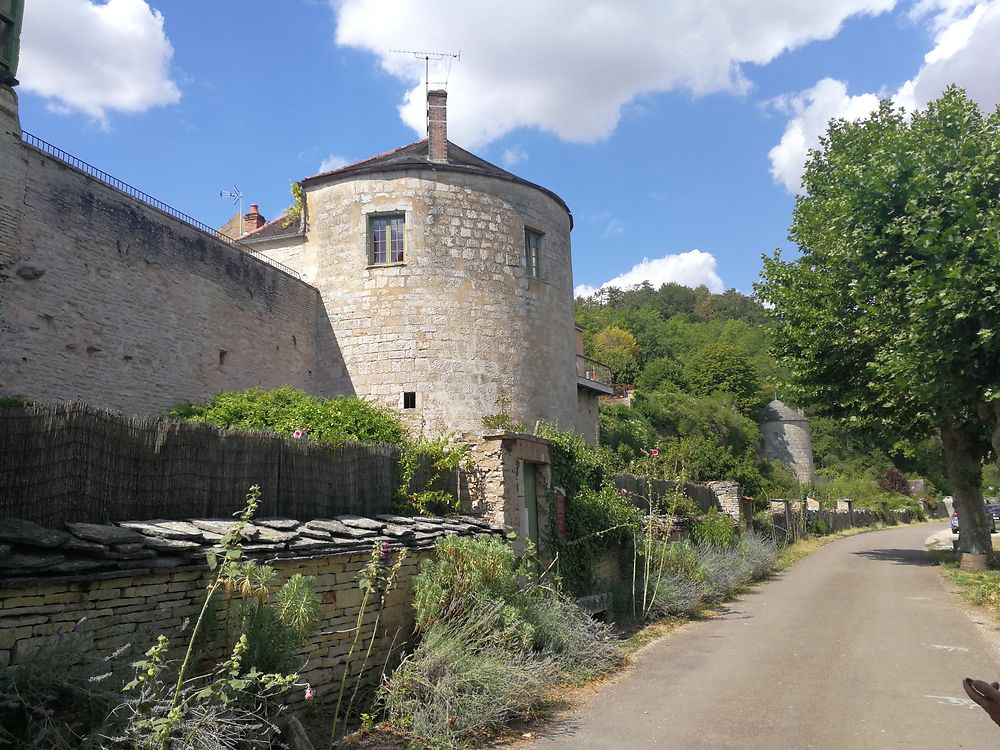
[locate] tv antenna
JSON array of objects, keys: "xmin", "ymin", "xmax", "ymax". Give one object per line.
[
  {"xmin": 390, "ymin": 49, "xmax": 461, "ymax": 132},
  {"xmin": 219, "ymin": 186, "xmax": 244, "ymax": 237}
]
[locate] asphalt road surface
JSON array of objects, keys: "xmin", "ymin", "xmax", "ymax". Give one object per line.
[{"xmin": 525, "ymin": 524, "xmax": 1000, "ymax": 749}]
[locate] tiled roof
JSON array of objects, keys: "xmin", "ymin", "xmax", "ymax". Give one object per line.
[
  {"xmin": 241, "ymin": 212, "xmax": 302, "ymax": 244},
  {"xmin": 302, "ymin": 139, "xmax": 571, "ymax": 221},
  {"xmin": 761, "ymin": 399, "xmax": 808, "ymax": 423}
]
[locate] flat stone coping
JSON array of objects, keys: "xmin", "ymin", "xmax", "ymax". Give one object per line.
[{"xmin": 0, "ymin": 514, "xmax": 505, "ymax": 587}]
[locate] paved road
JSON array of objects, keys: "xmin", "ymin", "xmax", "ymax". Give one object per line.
[{"xmin": 526, "ymin": 524, "xmax": 1000, "ymax": 749}]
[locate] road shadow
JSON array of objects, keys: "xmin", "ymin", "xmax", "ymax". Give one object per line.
[{"xmin": 852, "ymin": 547, "xmax": 933, "ymax": 566}]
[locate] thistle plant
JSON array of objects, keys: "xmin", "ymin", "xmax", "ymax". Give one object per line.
[{"xmin": 109, "ymin": 485, "xmax": 308, "ymax": 750}]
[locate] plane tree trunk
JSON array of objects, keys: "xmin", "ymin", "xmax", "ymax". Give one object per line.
[{"xmin": 941, "ymin": 417, "xmax": 991, "ymax": 556}]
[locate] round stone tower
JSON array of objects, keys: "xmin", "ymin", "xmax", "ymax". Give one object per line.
[
  {"xmin": 261, "ymin": 91, "xmax": 579, "ymax": 437},
  {"xmin": 759, "ymin": 399, "xmax": 817, "ymax": 485}
]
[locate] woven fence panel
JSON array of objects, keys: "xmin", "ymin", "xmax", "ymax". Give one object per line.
[{"xmin": 0, "ymin": 403, "xmax": 402, "ymax": 525}]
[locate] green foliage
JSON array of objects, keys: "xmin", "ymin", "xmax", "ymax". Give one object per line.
[
  {"xmin": 589, "ymin": 326, "xmax": 640, "ymax": 384},
  {"xmin": 110, "ymin": 486, "xmax": 303, "ymax": 750},
  {"xmin": 683, "ymin": 342, "xmax": 766, "ymax": 416},
  {"xmin": 385, "ymin": 536, "xmax": 623, "ymax": 746},
  {"xmin": 598, "ymin": 404, "xmax": 657, "ymax": 462},
  {"xmin": 397, "ymin": 435, "xmax": 469, "ymax": 515},
  {"xmin": 171, "ymin": 385, "xmax": 407, "ymax": 446},
  {"xmin": 281, "ymin": 182, "xmax": 304, "ymax": 228},
  {"xmin": 0, "ymin": 626, "xmax": 127, "ymax": 749},
  {"xmin": 758, "ymin": 86, "xmax": 1000, "ymax": 553},
  {"xmin": 692, "ymin": 508, "xmax": 736, "ymax": 547},
  {"xmin": 480, "ymin": 392, "xmax": 527, "ymax": 433},
  {"xmin": 636, "ymin": 390, "xmax": 760, "ymax": 458},
  {"xmin": 172, "ymin": 386, "xmax": 468, "ymax": 513},
  {"xmin": 223, "ymin": 563, "xmax": 320, "ymax": 674},
  {"xmin": 636, "ymin": 356, "xmax": 685, "ymax": 392}
]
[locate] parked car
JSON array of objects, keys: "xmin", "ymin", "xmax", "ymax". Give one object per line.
[{"xmin": 951, "ymin": 508, "xmax": 998, "ymax": 535}]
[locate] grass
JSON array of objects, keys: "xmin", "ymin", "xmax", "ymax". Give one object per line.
[{"xmin": 932, "ymin": 536, "xmax": 1000, "ymax": 620}]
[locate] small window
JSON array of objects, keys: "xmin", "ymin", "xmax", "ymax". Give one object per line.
[
  {"xmin": 524, "ymin": 228, "xmax": 542, "ymax": 278},
  {"xmin": 369, "ymin": 213, "xmax": 405, "ymax": 265},
  {"xmin": 402, "ymin": 391, "xmax": 417, "ymax": 409}
]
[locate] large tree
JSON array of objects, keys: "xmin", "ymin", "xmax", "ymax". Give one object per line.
[{"xmin": 758, "ymin": 86, "xmax": 1000, "ymax": 555}]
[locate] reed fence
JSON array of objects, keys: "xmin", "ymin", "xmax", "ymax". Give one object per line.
[{"xmin": 0, "ymin": 402, "xmax": 405, "ymax": 525}]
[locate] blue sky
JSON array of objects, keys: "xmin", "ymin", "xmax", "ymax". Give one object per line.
[{"xmin": 15, "ymin": 0, "xmax": 1000, "ymax": 296}]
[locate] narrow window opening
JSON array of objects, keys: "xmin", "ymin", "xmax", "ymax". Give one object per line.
[
  {"xmin": 524, "ymin": 228, "xmax": 543, "ymax": 278},
  {"xmin": 402, "ymin": 391, "xmax": 417, "ymax": 409},
  {"xmin": 219, "ymin": 350, "xmax": 228, "ymax": 366}
]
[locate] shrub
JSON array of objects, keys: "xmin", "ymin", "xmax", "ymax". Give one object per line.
[
  {"xmin": 877, "ymin": 467, "xmax": 911, "ymax": 496},
  {"xmin": 384, "ymin": 536, "xmax": 623, "ymax": 746},
  {"xmin": 737, "ymin": 531, "xmax": 779, "ymax": 579},
  {"xmin": 382, "ymin": 610, "xmax": 558, "ymax": 748},
  {"xmin": 171, "ymin": 385, "xmax": 408, "ymax": 446},
  {"xmin": 0, "ymin": 625, "xmax": 127, "ymax": 749},
  {"xmin": 697, "ymin": 543, "xmax": 753, "ymax": 601},
  {"xmin": 692, "ymin": 508, "xmax": 736, "ymax": 547},
  {"xmin": 223, "ymin": 563, "xmax": 320, "ymax": 674},
  {"xmin": 172, "ymin": 386, "xmax": 468, "ymax": 513},
  {"xmin": 647, "ymin": 542, "xmax": 710, "ymax": 618}
]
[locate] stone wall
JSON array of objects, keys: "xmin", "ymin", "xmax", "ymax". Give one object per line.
[
  {"xmin": 263, "ymin": 168, "xmax": 579, "ymax": 437},
  {"xmin": 575, "ymin": 388, "xmax": 600, "ymax": 445},
  {"xmin": 0, "ymin": 515, "xmax": 502, "ymax": 706},
  {"xmin": 0, "ymin": 551, "xmax": 420, "ymax": 704},
  {"xmin": 0, "ymin": 112, "xmax": 336, "ymax": 414}
]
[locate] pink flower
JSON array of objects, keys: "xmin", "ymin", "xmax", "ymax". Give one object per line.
[
  {"xmin": 649, "ymin": 448, "xmax": 660, "ymax": 457},
  {"xmin": 380, "ymin": 541, "xmax": 390, "ymax": 559},
  {"xmin": 305, "ymin": 687, "xmax": 315, "ymax": 701},
  {"xmin": 293, "ymin": 429, "xmax": 305, "ymax": 439}
]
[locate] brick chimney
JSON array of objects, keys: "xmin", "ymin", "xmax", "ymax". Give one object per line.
[
  {"xmin": 242, "ymin": 204, "xmax": 265, "ymax": 235},
  {"xmin": 427, "ymin": 89, "xmax": 448, "ymax": 163}
]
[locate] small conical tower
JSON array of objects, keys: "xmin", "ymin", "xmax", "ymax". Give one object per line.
[{"xmin": 759, "ymin": 399, "xmax": 816, "ymax": 484}]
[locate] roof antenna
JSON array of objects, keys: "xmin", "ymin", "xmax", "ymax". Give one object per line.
[
  {"xmin": 389, "ymin": 49, "xmax": 461, "ymax": 135},
  {"xmin": 219, "ymin": 186, "xmax": 244, "ymax": 238}
]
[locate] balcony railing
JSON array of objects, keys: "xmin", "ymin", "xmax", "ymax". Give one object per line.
[{"xmin": 576, "ymin": 355, "xmax": 612, "ymax": 387}]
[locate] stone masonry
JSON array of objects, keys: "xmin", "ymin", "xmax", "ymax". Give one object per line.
[
  {"xmin": 0, "ymin": 107, "xmax": 334, "ymax": 413},
  {"xmin": 0, "ymin": 514, "xmax": 503, "ymax": 704}
]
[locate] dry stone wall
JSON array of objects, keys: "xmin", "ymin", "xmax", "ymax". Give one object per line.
[
  {"xmin": 0, "ymin": 514, "xmax": 503, "ymax": 703},
  {"xmin": 0, "ymin": 134, "xmax": 333, "ymax": 414}
]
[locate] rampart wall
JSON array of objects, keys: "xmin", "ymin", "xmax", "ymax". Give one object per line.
[{"xmin": 0, "ymin": 98, "xmax": 336, "ymax": 414}]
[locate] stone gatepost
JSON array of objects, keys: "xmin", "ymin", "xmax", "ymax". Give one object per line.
[
  {"xmin": 706, "ymin": 480, "xmax": 742, "ymax": 527},
  {"xmin": 468, "ymin": 432, "xmax": 552, "ymax": 557}
]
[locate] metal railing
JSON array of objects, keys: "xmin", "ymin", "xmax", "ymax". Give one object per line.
[
  {"xmin": 20, "ymin": 131, "xmax": 302, "ymax": 280},
  {"xmin": 576, "ymin": 354, "xmax": 612, "ymax": 386}
]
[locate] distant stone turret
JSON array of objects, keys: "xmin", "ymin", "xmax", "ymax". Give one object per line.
[{"xmin": 760, "ymin": 399, "xmax": 816, "ymax": 485}]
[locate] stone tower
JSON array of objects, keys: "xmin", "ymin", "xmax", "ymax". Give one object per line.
[
  {"xmin": 759, "ymin": 399, "xmax": 817, "ymax": 485},
  {"xmin": 246, "ymin": 90, "xmax": 591, "ymax": 437}
]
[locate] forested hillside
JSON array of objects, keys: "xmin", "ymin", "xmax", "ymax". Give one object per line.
[{"xmin": 575, "ymin": 282, "xmax": 948, "ymax": 510}]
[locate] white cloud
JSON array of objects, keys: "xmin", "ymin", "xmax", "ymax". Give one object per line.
[
  {"xmin": 768, "ymin": 1, "xmax": 1000, "ymax": 194},
  {"xmin": 574, "ymin": 250, "xmax": 724, "ymax": 298},
  {"xmin": 19, "ymin": 0, "xmax": 180, "ymax": 124},
  {"xmin": 501, "ymin": 146, "xmax": 527, "ymax": 166},
  {"xmin": 767, "ymin": 79, "xmax": 880, "ymax": 193},
  {"xmin": 331, "ymin": 0, "xmax": 895, "ymax": 148},
  {"xmin": 896, "ymin": 0, "xmax": 1000, "ymax": 113},
  {"xmin": 602, "ymin": 219, "xmax": 625, "ymax": 238},
  {"xmin": 319, "ymin": 154, "xmax": 350, "ymax": 172}
]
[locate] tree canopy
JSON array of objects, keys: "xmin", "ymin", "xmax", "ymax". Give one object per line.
[{"xmin": 758, "ymin": 86, "xmax": 1000, "ymax": 553}]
